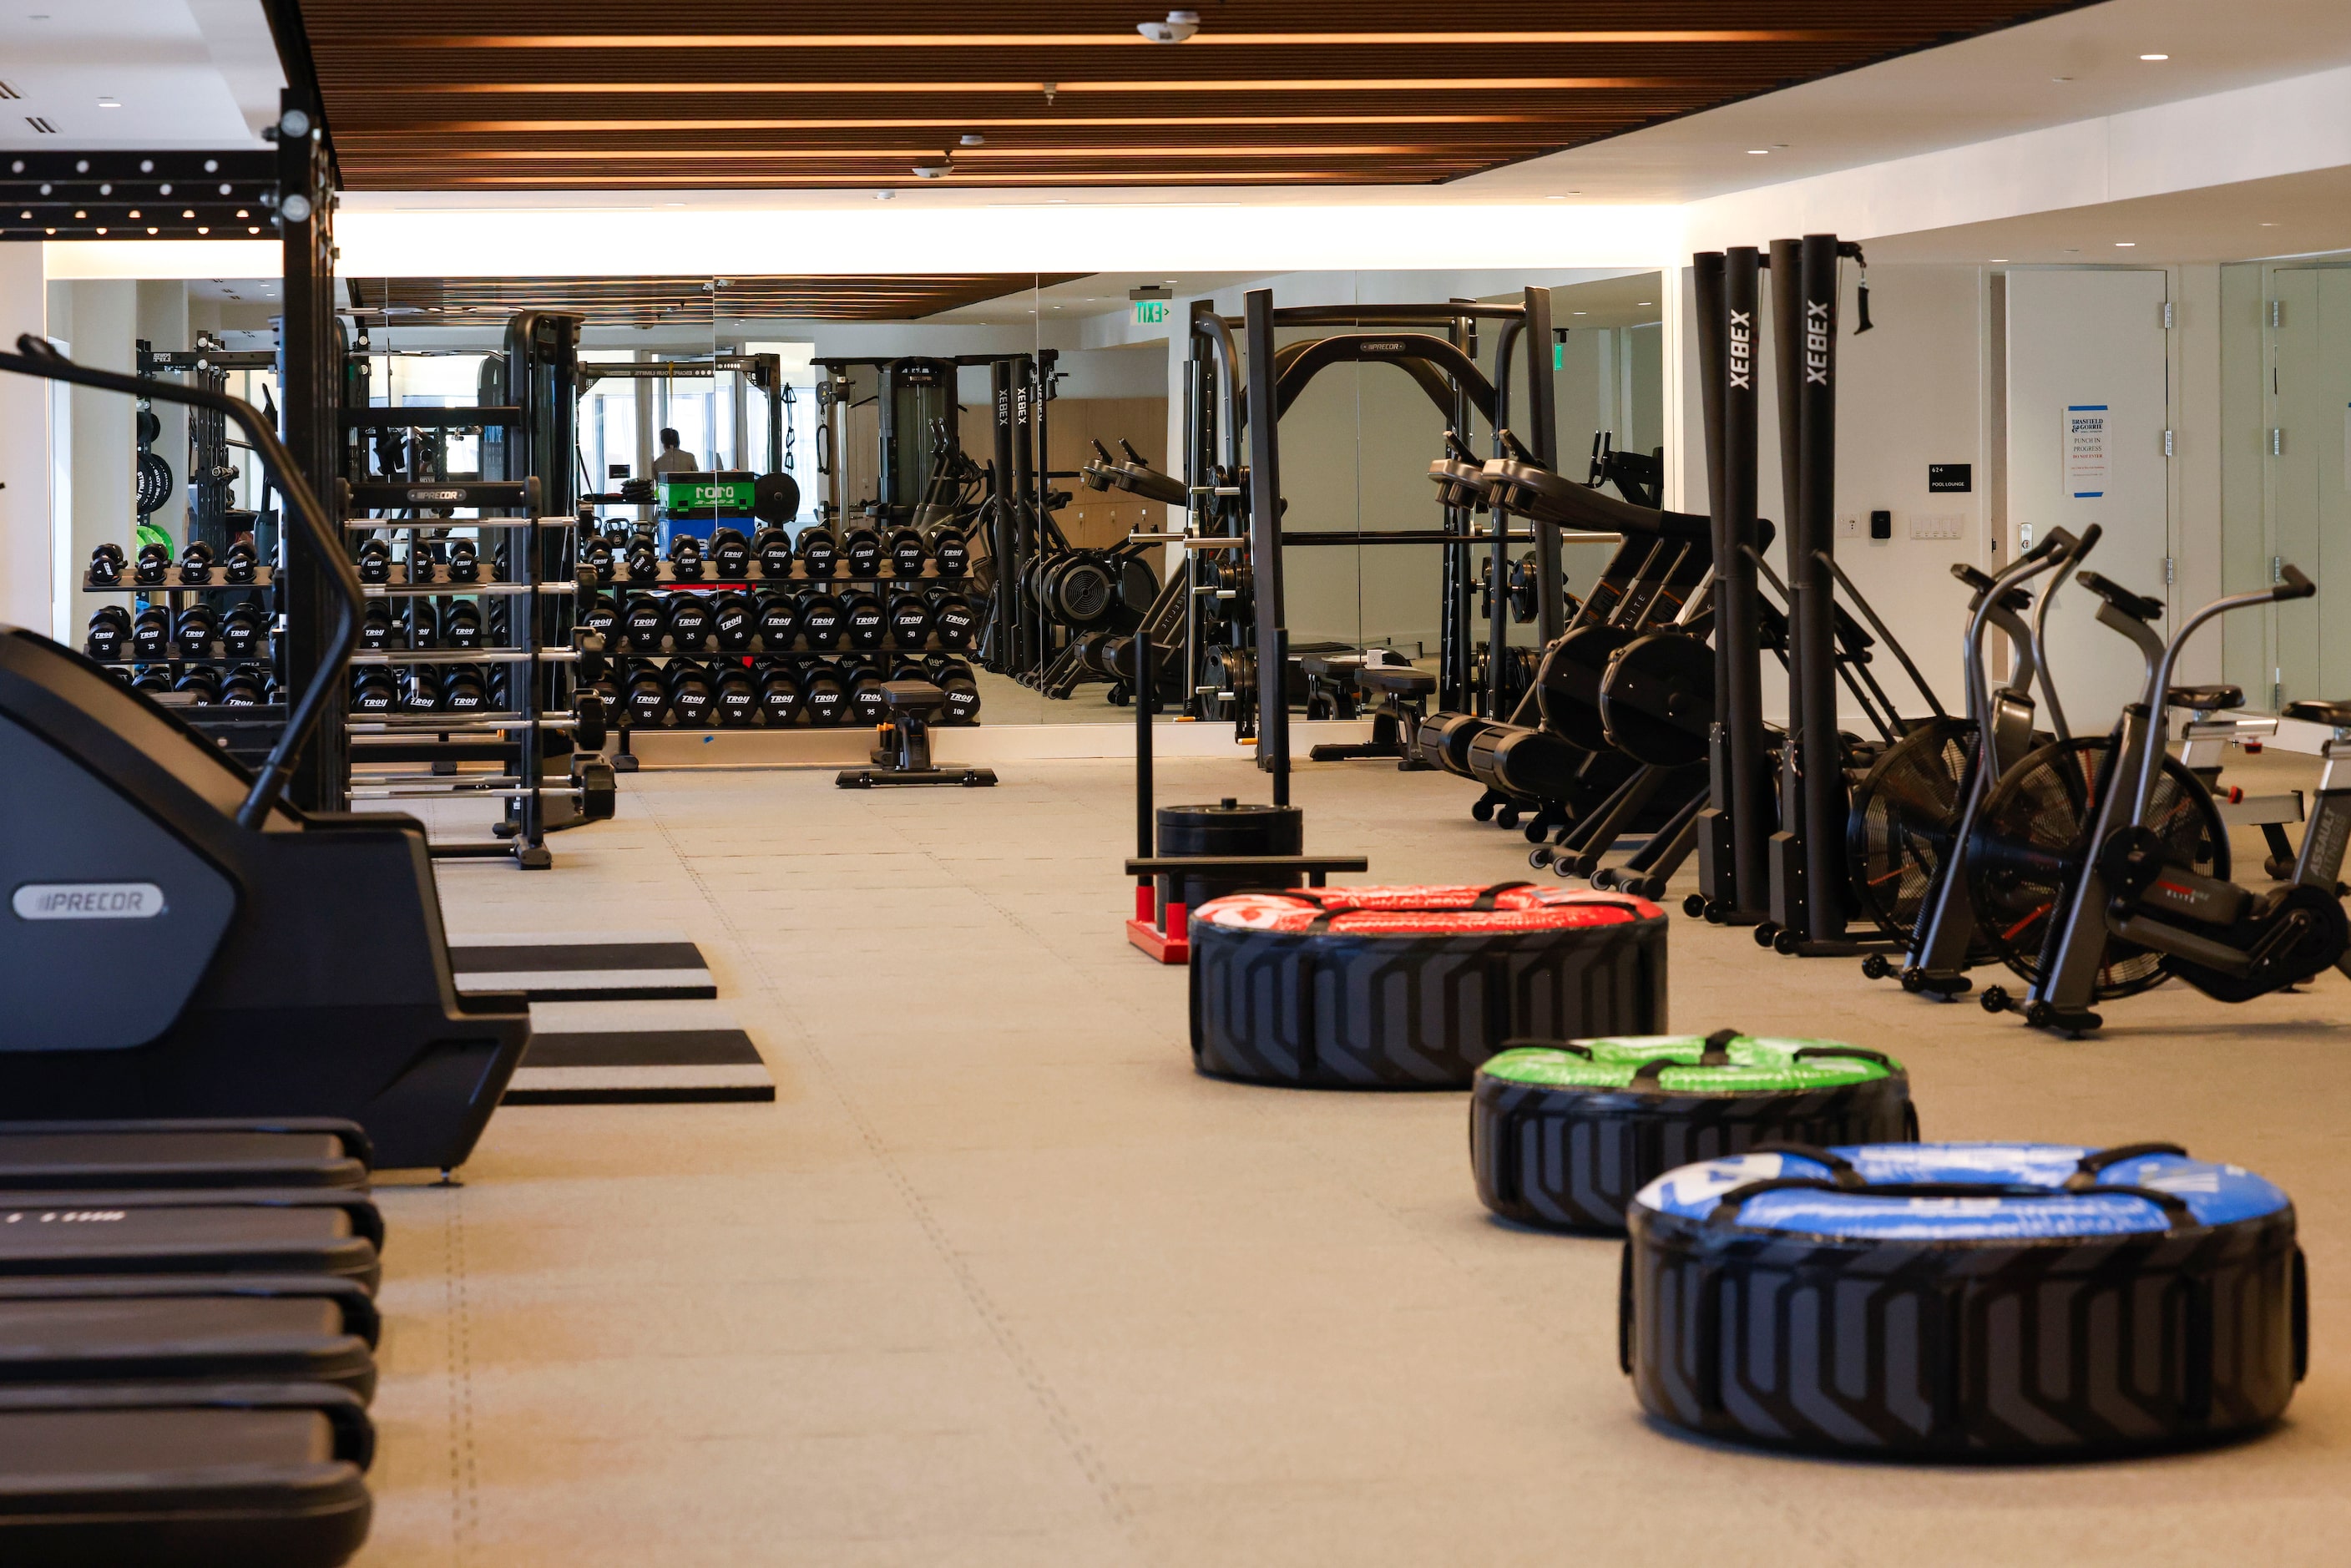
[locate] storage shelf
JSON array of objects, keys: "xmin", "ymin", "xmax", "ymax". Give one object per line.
[
  {"xmin": 86, "ymin": 569, "xmax": 273, "ymax": 594},
  {"xmin": 349, "ymin": 649, "xmax": 578, "ymax": 666}
]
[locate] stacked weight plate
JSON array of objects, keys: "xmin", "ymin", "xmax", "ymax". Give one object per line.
[{"xmin": 0, "ymin": 1120, "xmax": 385, "ymax": 1566}]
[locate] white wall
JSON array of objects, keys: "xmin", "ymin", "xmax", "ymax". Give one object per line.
[{"xmin": 0, "ymin": 245, "xmax": 51, "ymax": 631}]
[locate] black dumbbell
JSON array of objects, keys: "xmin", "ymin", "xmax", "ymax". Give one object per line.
[
  {"xmin": 666, "ymin": 660, "xmax": 716, "ymax": 726},
  {"xmin": 754, "ymin": 590, "xmax": 800, "ymax": 651},
  {"xmin": 923, "ymin": 521, "xmax": 969, "ymax": 578},
  {"xmin": 799, "ymin": 589, "xmax": 846, "ymax": 651},
  {"xmin": 582, "ymin": 536, "xmax": 616, "ymax": 585},
  {"xmin": 446, "ymin": 539, "xmax": 481, "ymax": 583},
  {"xmin": 85, "ymin": 605, "xmax": 131, "ymax": 660},
  {"xmin": 886, "ymin": 527, "xmax": 928, "ymax": 579},
  {"xmin": 130, "ymin": 606, "xmax": 172, "ymax": 660},
  {"xmin": 133, "ymin": 666, "xmax": 174, "ymax": 694},
  {"xmin": 442, "ymin": 663, "xmax": 488, "ymax": 714},
  {"xmin": 402, "ymin": 543, "xmax": 438, "ymax": 584},
  {"xmin": 713, "ymin": 662, "xmax": 758, "ymax": 726},
  {"xmin": 622, "ymin": 662, "xmax": 670, "ymax": 727},
  {"xmin": 842, "ymin": 590, "xmax": 886, "ymax": 650},
  {"xmin": 751, "ymin": 526, "xmax": 796, "ymax": 579},
  {"xmin": 625, "ymin": 534, "xmax": 662, "ymax": 584},
  {"xmin": 801, "ymin": 661, "xmax": 847, "ymax": 726},
  {"xmin": 797, "ymin": 524, "xmax": 840, "ymax": 579},
  {"xmin": 220, "ymin": 664, "xmax": 270, "ymax": 706},
  {"xmin": 356, "ymin": 538, "xmax": 393, "ymax": 584},
  {"xmin": 174, "ymin": 665, "xmax": 222, "ymax": 703},
  {"xmin": 668, "ymin": 534, "xmax": 706, "ymax": 583},
  {"xmin": 886, "ymin": 591, "xmax": 933, "ymax": 650},
  {"xmin": 223, "ymin": 540, "xmax": 259, "ymax": 584},
  {"xmin": 925, "ymin": 588, "xmax": 978, "ymax": 650},
  {"xmin": 172, "ymin": 604, "xmax": 218, "ymax": 659},
  {"xmin": 710, "ymin": 527, "xmax": 752, "ymax": 580},
  {"xmin": 407, "ymin": 600, "xmax": 439, "ymax": 650},
  {"xmin": 929, "ymin": 657, "xmax": 982, "ymax": 725},
  {"xmin": 177, "ymin": 540, "xmax": 216, "ymax": 585},
  {"xmin": 847, "ymin": 660, "xmax": 891, "ymax": 725},
  {"xmin": 842, "ymin": 523, "xmax": 883, "ymax": 579},
  {"xmin": 133, "ymin": 542, "xmax": 171, "ymax": 586},
  {"xmin": 220, "ymin": 600, "xmax": 270, "ymax": 657},
  {"xmin": 756, "ymin": 660, "xmax": 803, "ymax": 726},
  {"xmin": 90, "ymin": 543, "xmax": 127, "ymax": 587},
  {"xmin": 444, "ymin": 599, "xmax": 484, "ymax": 650},
  {"xmin": 709, "ymin": 592, "xmax": 755, "ymax": 651},
  {"xmin": 358, "ymin": 602, "xmax": 397, "ymax": 653},
  {"xmin": 573, "ymin": 688, "xmax": 609, "ymax": 751},
  {"xmin": 621, "ymin": 594, "xmax": 670, "ymax": 653},
  {"xmin": 665, "ymin": 594, "xmax": 714, "ymax": 653},
  {"xmin": 402, "ymin": 667, "xmax": 442, "ymax": 713}
]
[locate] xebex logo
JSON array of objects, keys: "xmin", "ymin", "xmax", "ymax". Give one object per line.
[
  {"xmin": 1806, "ymin": 299, "xmax": 1833, "ymax": 385},
  {"xmin": 1727, "ymin": 310, "xmax": 1752, "ymax": 391}
]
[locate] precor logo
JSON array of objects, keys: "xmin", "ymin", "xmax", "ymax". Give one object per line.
[{"xmin": 12, "ymin": 883, "xmax": 167, "ymax": 920}]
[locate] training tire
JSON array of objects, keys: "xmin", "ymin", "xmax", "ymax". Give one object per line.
[
  {"xmin": 1623, "ymin": 1141, "xmax": 2306, "ymax": 1459},
  {"xmin": 1470, "ymin": 1033, "xmax": 1914, "ymax": 1232},
  {"xmin": 1189, "ymin": 884, "xmax": 1667, "ymax": 1088}
]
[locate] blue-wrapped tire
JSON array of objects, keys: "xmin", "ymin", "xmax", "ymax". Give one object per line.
[
  {"xmin": 1469, "ymin": 1032, "xmax": 1916, "ymax": 1233},
  {"xmin": 1623, "ymin": 1142, "xmax": 2306, "ymax": 1459},
  {"xmin": 1188, "ymin": 884, "xmax": 1666, "ymax": 1088}
]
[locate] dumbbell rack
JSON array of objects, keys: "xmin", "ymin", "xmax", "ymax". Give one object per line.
[
  {"xmin": 341, "ymin": 478, "xmax": 592, "ymax": 869},
  {"xmin": 584, "ymin": 559, "xmax": 983, "ymax": 763},
  {"xmin": 80, "ymin": 564, "xmax": 284, "ymax": 766}
]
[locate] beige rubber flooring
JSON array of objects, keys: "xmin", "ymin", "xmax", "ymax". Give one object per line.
[{"xmin": 362, "ymin": 751, "xmax": 2350, "ymax": 1567}]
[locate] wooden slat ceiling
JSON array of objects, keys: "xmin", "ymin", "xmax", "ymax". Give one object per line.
[
  {"xmin": 299, "ymin": 2, "xmax": 2096, "ymax": 190},
  {"xmin": 361, "ymin": 274, "xmax": 1086, "ymax": 324}
]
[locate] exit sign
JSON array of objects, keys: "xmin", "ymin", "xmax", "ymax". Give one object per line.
[{"xmin": 1134, "ymin": 299, "xmax": 1167, "ymax": 326}]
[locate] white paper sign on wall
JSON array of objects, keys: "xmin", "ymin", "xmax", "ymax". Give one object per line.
[{"xmin": 2064, "ymin": 405, "xmax": 2110, "ymax": 499}]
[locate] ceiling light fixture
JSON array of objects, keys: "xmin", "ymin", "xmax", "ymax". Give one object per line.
[
  {"xmin": 1746, "ymin": 148, "xmax": 1769, "ymax": 154},
  {"xmin": 2140, "ymin": 53, "xmax": 2168, "ymax": 60},
  {"xmin": 1138, "ymin": 11, "xmax": 1201, "ymax": 43},
  {"xmin": 98, "ymin": 98, "xmax": 120, "ymax": 109},
  {"xmin": 913, "ymin": 162, "xmax": 952, "ymax": 178},
  {"xmin": 960, "ymin": 133, "xmax": 985, "ymax": 146},
  {"xmin": 1990, "ymin": 258, "xmax": 2008, "ymax": 263},
  {"xmin": 2115, "ymin": 240, "xmax": 2135, "ymax": 246}
]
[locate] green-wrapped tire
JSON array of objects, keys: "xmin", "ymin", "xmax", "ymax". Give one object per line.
[{"xmin": 1469, "ymin": 1032, "xmax": 1916, "ymax": 1232}]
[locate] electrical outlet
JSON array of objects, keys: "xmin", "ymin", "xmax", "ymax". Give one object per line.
[
  {"xmin": 1908, "ymin": 513, "xmax": 1964, "ymax": 540},
  {"xmin": 1838, "ymin": 514, "xmax": 1861, "ymax": 539}
]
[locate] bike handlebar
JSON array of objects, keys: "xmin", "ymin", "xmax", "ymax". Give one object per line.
[{"xmin": 2276, "ymin": 563, "xmax": 2317, "ymax": 601}]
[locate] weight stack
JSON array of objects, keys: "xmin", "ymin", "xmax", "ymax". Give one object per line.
[
  {"xmin": 1188, "ymin": 883, "xmax": 1667, "ymax": 1088},
  {"xmin": 1155, "ymin": 799, "xmax": 1302, "ymax": 928}
]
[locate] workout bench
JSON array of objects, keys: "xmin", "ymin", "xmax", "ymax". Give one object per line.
[{"xmin": 837, "ymin": 680, "xmax": 998, "ymax": 789}]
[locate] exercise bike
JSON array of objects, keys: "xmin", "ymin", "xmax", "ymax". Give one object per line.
[{"xmin": 1976, "ymin": 564, "xmax": 2349, "ymax": 1034}]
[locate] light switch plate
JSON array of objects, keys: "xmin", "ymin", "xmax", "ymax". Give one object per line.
[{"xmin": 1909, "ymin": 513, "xmax": 1964, "ymax": 540}]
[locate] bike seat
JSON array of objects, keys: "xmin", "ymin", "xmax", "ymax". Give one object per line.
[
  {"xmin": 2282, "ymin": 699, "xmax": 2351, "ymax": 729},
  {"xmin": 2077, "ymin": 571, "xmax": 2163, "ymax": 622},
  {"xmin": 2166, "ymin": 684, "xmax": 2245, "ymax": 712}
]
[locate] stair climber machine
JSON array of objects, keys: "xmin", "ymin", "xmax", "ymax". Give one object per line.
[
  {"xmin": 0, "ymin": 336, "xmax": 529, "ymax": 1174},
  {"xmin": 1972, "ymin": 564, "xmax": 2351, "ymax": 1034}
]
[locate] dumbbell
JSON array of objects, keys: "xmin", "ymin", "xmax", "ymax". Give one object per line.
[
  {"xmin": 172, "ymin": 604, "xmax": 218, "ymax": 660},
  {"xmin": 579, "ymin": 594, "xmax": 619, "ymax": 649},
  {"xmin": 127, "ymin": 606, "xmax": 167, "ymax": 660},
  {"xmin": 401, "ymin": 667, "xmax": 442, "ymax": 713},
  {"xmin": 797, "ymin": 524, "xmax": 840, "ymax": 579},
  {"xmin": 441, "ymin": 663, "xmax": 488, "ymax": 714},
  {"xmin": 582, "ymin": 536, "xmax": 616, "ymax": 585},
  {"xmin": 177, "ymin": 540, "xmax": 217, "ymax": 585},
  {"xmin": 756, "ymin": 660, "xmax": 803, "ymax": 726},
  {"xmin": 886, "ymin": 527, "xmax": 928, "ymax": 579},
  {"xmin": 928, "ymin": 656, "xmax": 982, "ymax": 725},
  {"xmin": 174, "ymin": 665, "xmax": 223, "ymax": 704},
  {"xmin": 925, "ymin": 587, "xmax": 977, "ymax": 650},
  {"xmin": 886, "ymin": 590, "xmax": 933, "ymax": 650},
  {"xmin": 842, "ymin": 590, "xmax": 886, "ymax": 651},
  {"xmin": 446, "ymin": 539, "xmax": 481, "ymax": 583},
  {"xmin": 709, "ymin": 592, "xmax": 756, "ymax": 651},
  {"xmin": 922, "ymin": 521, "xmax": 969, "ymax": 578},
  {"xmin": 223, "ymin": 540, "xmax": 259, "ymax": 584},
  {"xmin": 710, "ymin": 527, "xmax": 752, "ymax": 580},
  {"xmin": 754, "ymin": 590, "xmax": 800, "ymax": 651},
  {"xmin": 751, "ymin": 526, "xmax": 796, "ymax": 579},
  {"xmin": 357, "ymin": 602, "xmax": 396, "ymax": 653},
  {"xmin": 625, "ymin": 534, "xmax": 662, "ymax": 584},
  {"xmin": 841, "ymin": 522, "xmax": 884, "ymax": 579},
  {"xmin": 799, "ymin": 589, "xmax": 846, "ymax": 651},
  {"xmin": 219, "ymin": 664, "xmax": 270, "ymax": 706},
  {"xmin": 407, "ymin": 600, "xmax": 439, "ymax": 651},
  {"xmin": 133, "ymin": 542, "xmax": 172, "ymax": 586},
  {"xmin": 90, "ymin": 543, "xmax": 128, "ymax": 587},
  {"xmin": 665, "ymin": 594, "xmax": 714, "ymax": 653},
  {"xmin": 801, "ymin": 661, "xmax": 847, "ymax": 726},
  {"xmin": 572, "ymin": 688, "xmax": 609, "ymax": 750},
  {"xmin": 85, "ymin": 605, "xmax": 131, "ymax": 661},
  {"xmin": 356, "ymin": 539, "xmax": 393, "ymax": 584},
  {"xmin": 622, "ymin": 662, "xmax": 670, "ymax": 727},
  {"xmin": 444, "ymin": 599, "xmax": 485, "ymax": 650},
  {"xmin": 847, "ymin": 660, "xmax": 891, "ymax": 725},
  {"xmin": 133, "ymin": 666, "xmax": 174, "ymax": 695},
  {"xmin": 402, "ymin": 542, "xmax": 438, "ymax": 585},
  {"xmin": 220, "ymin": 600, "xmax": 270, "ymax": 658},
  {"xmin": 621, "ymin": 594, "xmax": 670, "ymax": 653},
  {"xmin": 713, "ymin": 662, "xmax": 758, "ymax": 726},
  {"xmin": 666, "ymin": 661, "xmax": 716, "ymax": 727},
  {"xmin": 668, "ymin": 533, "xmax": 706, "ymax": 583}
]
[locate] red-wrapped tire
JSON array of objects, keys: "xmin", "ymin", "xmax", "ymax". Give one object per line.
[{"xmin": 1187, "ymin": 883, "xmax": 1667, "ymax": 1087}]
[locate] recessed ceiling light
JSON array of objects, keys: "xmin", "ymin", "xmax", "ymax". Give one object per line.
[
  {"xmin": 98, "ymin": 98, "xmax": 120, "ymax": 109},
  {"xmin": 1746, "ymin": 149, "xmax": 1770, "ymax": 155},
  {"xmin": 1545, "ymin": 195, "xmax": 1565, "ymax": 200},
  {"xmin": 1990, "ymin": 258, "xmax": 2009, "ymax": 263},
  {"xmin": 2051, "ymin": 75, "xmax": 2074, "ymax": 82},
  {"xmin": 1636, "ymin": 301, "xmax": 1652, "ymax": 306},
  {"xmin": 2115, "ymin": 241, "xmax": 2135, "ymax": 247},
  {"xmin": 2140, "ymin": 53, "xmax": 2169, "ymax": 61},
  {"xmin": 2260, "ymin": 221, "xmax": 2278, "ymax": 227},
  {"xmin": 1572, "ymin": 311, "xmax": 1586, "ymax": 316}
]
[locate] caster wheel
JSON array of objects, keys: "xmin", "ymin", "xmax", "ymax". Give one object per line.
[
  {"xmin": 1772, "ymin": 930, "xmax": 1800, "ymax": 955},
  {"xmin": 1524, "ymin": 820, "xmax": 1550, "ymax": 845},
  {"xmin": 1470, "ymin": 799, "xmax": 1495, "ymax": 822},
  {"xmin": 1752, "ymin": 923, "xmax": 1779, "ymax": 949},
  {"xmin": 1704, "ymin": 901, "xmax": 1731, "ymax": 924},
  {"xmin": 1860, "ymin": 953, "xmax": 1890, "ymax": 980},
  {"xmin": 1898, "ymin": 969, "xmax": 1924, "ymax": 994},
  {"xmin": 1979, "ymin": 985, "xmax": 2010, "ymax": 1014},
  {"xmin": 1683, "ymin": 894, "xmax": 1708, "ymax": 918},
  {"xmin": 2024, "ymin": 1002, "xmax": 2050, "ymax": 1028},
  {"xmin": 1630, "ymin": 878, "xmax": 1665, "ymax": 900},
  {"xmin": 1494, "ymin": 806, "xmax": 1520, "ymax": 830},
  {"xmin": 1590, "ymin": 868, "xmax": 1620, "ymax": 889},
  {"xmin": 1528, "ymin": 847, "xmax": 1555, "ymax": 870}
]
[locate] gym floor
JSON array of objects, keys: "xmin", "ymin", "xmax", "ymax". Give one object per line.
[{"xmin": 365, "ymin": 749, "xmax": 2348, "ymax": 1567}]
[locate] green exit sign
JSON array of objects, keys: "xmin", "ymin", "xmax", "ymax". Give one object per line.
[{"xmin": 1134, "ymin": 299, "xmax": 1168, "ymax": 326}]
